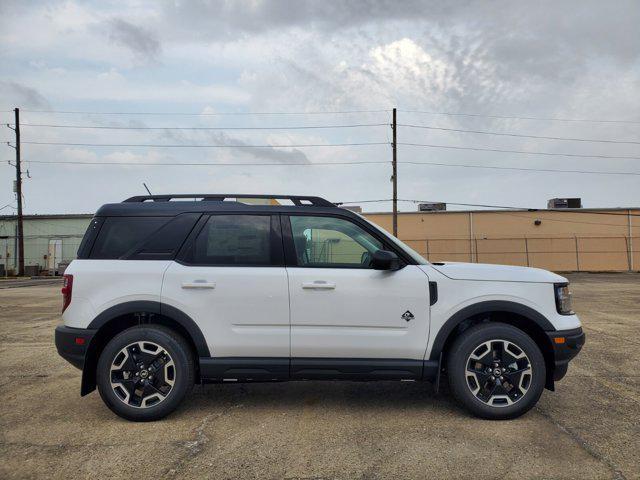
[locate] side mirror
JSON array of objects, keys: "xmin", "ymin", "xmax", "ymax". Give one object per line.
[{"xmin": 371, "ymin": 249, "xmax": 400, "ymax": 271}]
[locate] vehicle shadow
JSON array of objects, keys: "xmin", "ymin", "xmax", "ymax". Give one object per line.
[{"xmin": 182, "ymin": 379, "xmax": 461, "ymax": 416}]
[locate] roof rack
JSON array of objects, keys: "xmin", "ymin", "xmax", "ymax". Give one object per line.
[{"xmin": 123, "ymin": 194, "xmax": 336, "ymax": 207}]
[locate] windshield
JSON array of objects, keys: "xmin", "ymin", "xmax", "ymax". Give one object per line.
[{"xmin": 355, "ymin": 213, "xmax": 429, "ymax": 265}]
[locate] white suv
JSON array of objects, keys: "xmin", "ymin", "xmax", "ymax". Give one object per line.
[{"xmin": 55, "ymin": 194, "xmax": 584, "ymax": 421}]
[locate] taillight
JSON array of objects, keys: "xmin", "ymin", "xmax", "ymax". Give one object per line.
[{"xmin": 61, "ymin": 274, "xmax": 73, "ymax": 313}]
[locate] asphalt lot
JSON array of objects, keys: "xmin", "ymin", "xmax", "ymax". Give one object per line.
[{"xmin": 0, "ymin": 273, "xmax": 638, "ymax": 479}]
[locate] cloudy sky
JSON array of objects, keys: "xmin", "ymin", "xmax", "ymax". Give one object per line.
[{"xmin": 1, "ymin": 0, "xmax": 639, "ymax": 215}]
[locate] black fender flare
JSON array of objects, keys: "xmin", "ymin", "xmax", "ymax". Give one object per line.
[
  {"xmin": 81, "ymin": 301, "xmax": 209, "ymax": 396},
  {"xmin": 428, "ymin": 300, "xmax": 555, "ymax": 361},
  {"xmin": 87, "ymin": 300, "xmax": 210, "ymax": 357}
]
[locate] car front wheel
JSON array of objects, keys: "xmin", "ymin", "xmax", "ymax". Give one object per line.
[
  {"xmin": 96, "ymin": 325, "xmax": 194, "ymax": 421},
  {"xmin": 446, "ymin": 322, "xmax": 546, "ymax": 420}
]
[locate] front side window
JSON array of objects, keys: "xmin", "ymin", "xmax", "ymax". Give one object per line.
[
  {"xmin": 289, "ymin": 215, "xmax": 383, "ymax": 268},
  {"xmin": 187, "ymin": 215, "xmax": 272, "ymax": 266}
]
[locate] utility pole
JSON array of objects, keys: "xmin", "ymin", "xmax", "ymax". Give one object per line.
[
  {"xmin": 392, "ymin": 107, "xmax": 398, "ymax": 237},
  {"xmin": 8, "ymin": 108, "xmax": 24, "ymax": 276}
]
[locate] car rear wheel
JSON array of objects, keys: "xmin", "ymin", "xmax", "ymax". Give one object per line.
[
  {"xmin": 446, "ymin": 322, "xmax": 546, "ymax": 420},
  {"xmin": 96, "ymin": 325, "xmax": 194, "ymax": 421}
]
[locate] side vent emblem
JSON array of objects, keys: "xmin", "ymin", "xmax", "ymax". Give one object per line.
[{"xmin": 401, "ymin": 310, "xmax": 414, "ymax": 322}]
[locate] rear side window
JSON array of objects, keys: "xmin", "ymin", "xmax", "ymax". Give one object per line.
[
  {"xmin": 184, "ymin": 215, "xmax": 273, "ymax": 266},
  {"xmin": 129, "ymin": 213, "xmax": 201, "ymax": 260},
  {"xmin": 90, "ymin": 217, "xmax": 169, "ymax": 259}
]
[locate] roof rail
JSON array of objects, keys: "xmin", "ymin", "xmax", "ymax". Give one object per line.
[{"xmin": 122, "ymin": 194, "xmax": 336, "ymax": 207}]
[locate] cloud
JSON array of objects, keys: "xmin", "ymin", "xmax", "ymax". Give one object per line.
[
  {"xmin": 106, "ymin": 18, "xmax": 161, "ymax": 63},
  {"xmin": 160, "ymin": 129, "xmax": 311, "ymax": 164},
  {"xmin": 0, "ymin": 81, "xmax": 50, "ymax": 109},
  {"xmin": 1, "ymin": 0, "xmax": 639, "ymax": 215}
]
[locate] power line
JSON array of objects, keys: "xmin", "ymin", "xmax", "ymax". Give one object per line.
[
  {"xmin": 25, "ymin": 159, "xmax": 388, "ymax": 166},
  {"xmin": 398, "ymin": 109, "xmax": 640, "ymax": 124},
  {"xmin": 10, "ymin": 108, "xmax": 639, "ymax": 123},
  {"xmin": 402, "ymin": 161, "xmax": 640, "ymax": 176},
  {"xmin": 338, "ymin": 198, "xmax": 640, "ymax": 216},
  {"xmin": 15, "ymin": 122, "xmax": 389, "ymax": 131},
  {"xmin": 20, "ymin": 140, "xmax": 640, "ymax": 159},
  {"xmin": 21, "ymin": 141, "xmax": 388, "ymax": 148},
  {"xmin": 15, "ymin": 108, "xmax": 392, "ymax": 116},
  {"xmin": 399, "ymin": 142, "xmax": 640, "ymax": 160},
  {"xmin": 20, "ymin": 158, "xmax": 640, "ymax": 176},
  {"xmin": 399, "ymin": 124, "xmax": 640, "ymax": 145},
  {"xmin": 339, "ymin": 199, "xmax": 527, "ymax": 209}
]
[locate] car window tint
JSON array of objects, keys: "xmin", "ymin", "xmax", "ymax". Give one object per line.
[
  {"xmin": 289, "ymin": 216, "xmax": 382, "ymax": 268},
  {"xmin": 189, "ymin": 215, "xmax": 271, "ymax": 265},
  {"xmin": 90, "ymin": 217, "xmax": 169, "ymax": 259}
]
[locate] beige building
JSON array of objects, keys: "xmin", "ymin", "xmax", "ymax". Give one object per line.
[{"xmin": 363, "ymin": 208, "xmax": 640, "ymax": 272}]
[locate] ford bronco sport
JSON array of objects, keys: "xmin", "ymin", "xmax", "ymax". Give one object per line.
[{"xmin": 55, "ymin": 194, "xmax": 584, "ymax": 421}]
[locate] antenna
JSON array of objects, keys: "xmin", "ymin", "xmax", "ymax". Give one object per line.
[{"xmin": 143, "ymin": 183, "xmax": 153, "ymax": 195}]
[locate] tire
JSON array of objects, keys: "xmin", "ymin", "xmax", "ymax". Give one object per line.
[
  {"xmin": 446, "ymin": 322, "xmax": 545, "ymax": 420},
  {"xmin": 96, "ymin": 325, "xmax": 194, "ymax": 421}
]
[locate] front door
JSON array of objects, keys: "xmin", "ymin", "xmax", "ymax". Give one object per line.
[
  {"xmin": 284, "ymin": 214, "xmax": 431, "ymax": 363},
  {"xmin": 48, "ymin": 239, "xmax": 63, "ymax": 273},
  {"xmin": 161, "ymin": 214, "xmax": 289, "ymax": 358}
]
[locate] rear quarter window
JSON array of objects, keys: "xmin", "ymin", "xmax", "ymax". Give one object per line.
[{"xmin": 89, "ymin": 217, "xmax": 169, "ymax": 259}]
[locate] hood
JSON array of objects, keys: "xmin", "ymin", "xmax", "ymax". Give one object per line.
[{"xmin": 424, "ymin": 262, "xmax": 567, "ymax": 284}]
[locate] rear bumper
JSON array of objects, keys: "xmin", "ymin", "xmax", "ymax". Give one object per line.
[
  {"xmin": 55, "ymin": 325, "xmax": 96, "ymax": 370},
  {"xmin": 546, "ymin": 327, "xmax": 585, "ymax": 381}
]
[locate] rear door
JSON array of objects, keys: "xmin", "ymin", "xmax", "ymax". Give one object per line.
[
  {"xmin": 161, "ymin": 214, "xmax": 290, "ymax": 358},
  {"xmin": 284, "ymin": 214, "xmax": 431, "ymax": 363}
]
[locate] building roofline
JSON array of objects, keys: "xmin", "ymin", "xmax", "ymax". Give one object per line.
[
  {"xmin": 365, "ymin": 207, "xmax": 640, "ymax": 215},
  {"xmin": 0, "ymin": 214, "xmax": 94, "ymax": 221}
]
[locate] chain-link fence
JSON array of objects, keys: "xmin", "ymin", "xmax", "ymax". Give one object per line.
[{"xmin": 401, "ymin": 235, "xmax": 639, "ymax": 271}]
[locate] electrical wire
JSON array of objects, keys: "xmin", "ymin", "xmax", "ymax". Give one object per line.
[
  {"xmin": 401, "ymin": 161, "xmax": 640, "ymax": 176},
  {"xmin": 397, "ymin": 109, "xmax": 640, "ymax": 124},
  {"xmin": 15, "ymin": 122, "xmax": 389, "ymax": 131},
  {"xmin": 337, "ymin": 199, "xmax": 640, "ymax": 217},
  {"xmin": 14, "ymin": 108, "xmax": 392, "ymax": 116},
  {"xmin": 337, "ymin": 199, "xmax": 526, "ymax": 209},
  {"xmin": 399, "ymin": 142, "xmax": 640, "ymax": 160},
  {"xmin": 19, "ymin": 140, "xmax": 640, "ymax": 159},
  {"xmin": 24, "ymin": 159, "xmax": 388, "ymax": 166},
  {"xmin": 8, "ymin": 107, "xmax": 638, "ymax": 123},
  {"xmin": 20, "ymin": 141, "xmax": 388, "ymax": 148},
  {"xmin": 24, "ymin": 158, "xmax": 639, "ymax": 176},
  {"xmin": 399, "ymin": 124, "xmax": 640, "ymax": 145}
]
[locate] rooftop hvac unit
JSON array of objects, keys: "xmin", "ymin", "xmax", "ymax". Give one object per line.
[
  {"xmin": 418, "ymin": 203, "xmax": 446, "ymax": 212},
  {"xmin": 547, "ymin": 198, "xmax": 582, "ymax": 209}
]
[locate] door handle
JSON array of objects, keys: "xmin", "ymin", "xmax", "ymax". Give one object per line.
[
  {"xmin": 181, "ymin": 281, "xmax": 216, "ymax": 289},
  {"xmin": 302, "ymin": 281, "xmax": 336, "ymax": 290}
]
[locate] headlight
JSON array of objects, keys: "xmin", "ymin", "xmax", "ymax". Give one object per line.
[{"xmin": 554, "ymin": 283, "xmax": 573, "ymax": 315}]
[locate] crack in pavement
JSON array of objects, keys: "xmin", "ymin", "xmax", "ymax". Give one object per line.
[
  {"xmin": 0, "ymin": 440, "xmax": 187, "ymax": 449},
  {"xmin": 163, "ymin": 403, "xmax": 244, "ymax": 478},
  {"xmin": 534, "ymin": 405, "xmax": 628, "ymax": 480}
]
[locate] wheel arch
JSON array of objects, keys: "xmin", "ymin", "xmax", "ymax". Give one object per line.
[
  {"xmin": 430, "ymin": 301, "xmax": 556, "ymax": 390},
  {"xmin": 81, "ymin": 301, "xmax": 208, "ymax": 396}
]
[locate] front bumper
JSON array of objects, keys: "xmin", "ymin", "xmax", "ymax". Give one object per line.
[
  {"xmin": 546, "ymin": 327, "xmax": 585, "ymax": 381},
  {"xmin": 55, "ymin": 325, "xmax": 96, "ymax": 370}
]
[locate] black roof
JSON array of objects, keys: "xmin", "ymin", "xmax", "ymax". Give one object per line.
[{"xmin": 95, "ymin": 194, "xmax": 355, "ymax": 218}]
